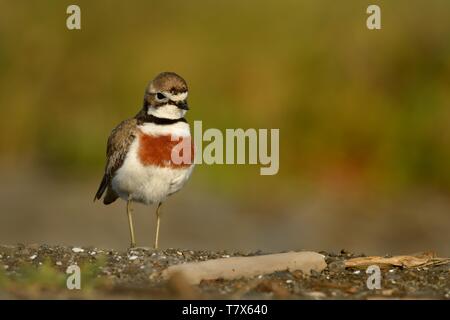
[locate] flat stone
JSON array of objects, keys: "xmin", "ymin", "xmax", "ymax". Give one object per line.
[{"xmin": 162, "ymin": 251, "xmax": 327, "ymax": 285}]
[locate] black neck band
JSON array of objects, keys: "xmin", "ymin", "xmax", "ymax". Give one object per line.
[{"xmin": 135, "ymin": 112, "xmax": 186, "ymax": 125}]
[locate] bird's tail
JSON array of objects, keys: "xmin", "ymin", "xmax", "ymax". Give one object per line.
[{"xmin": 94, "ymin": 174, "xmax": 108, "ymax": 202}]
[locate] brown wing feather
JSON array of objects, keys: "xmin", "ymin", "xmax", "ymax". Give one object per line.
[{"xmin": 94, "ymin": 118, "xmax": 138, "ymax": 204}]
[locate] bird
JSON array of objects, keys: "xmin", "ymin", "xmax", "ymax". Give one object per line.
[{"xmin": 94, "ymin": 72, "xmax": 194, "ymax": 249}]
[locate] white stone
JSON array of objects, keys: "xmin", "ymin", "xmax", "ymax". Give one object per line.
[{"xmin": 162, "ymin": 251, "xmax": 327, "ymax": 285}]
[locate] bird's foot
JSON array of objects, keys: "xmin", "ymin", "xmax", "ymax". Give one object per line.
[{"xmin": 129, "ymin": 246, "xmax": 156, "ymax": 251}]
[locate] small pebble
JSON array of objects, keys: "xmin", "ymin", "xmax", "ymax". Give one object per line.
[
  {"xmin": 129, "ymin": 255, "xmax": 138, "ymax": 261},
  {"xmin": 30, "ymin": 254, "xmax": 37, "ymax": 260},
  {"xmin": 286, "ymin": 279, "xmax": 293, "ymax": 284},
  {"xmin": 56, "ymin": 261, "xmax": 62, "ymax": 266},
  {"xmin": 353, "ymin": 270, "xmax": 361, "ymax": 274},
  {"xmin": 307, "ymin": 291, "xmax": 327, "ymax": 299},
  {"xmin": 72, "ymin": 247, "xmax": 84, "ymax": 253}
]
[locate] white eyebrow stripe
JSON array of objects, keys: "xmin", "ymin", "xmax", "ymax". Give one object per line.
[{"xmin": 164, "ymin": 91, "xmax": 188, "ymax": 101}]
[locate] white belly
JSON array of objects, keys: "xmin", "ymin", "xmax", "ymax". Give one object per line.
[{"xmin": 111, "ymin": 139, "xmax": 194, "ymax": 205}]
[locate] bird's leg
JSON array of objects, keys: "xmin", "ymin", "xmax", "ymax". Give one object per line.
[
  {"xmin": 127, "ymin": 198, "xmax": 136, "ymax": 248},
  {"xmin": 154, "ymin": 202, "xmax": 162, "ymax": 249}
]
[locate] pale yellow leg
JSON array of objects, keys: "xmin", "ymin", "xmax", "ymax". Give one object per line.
[
  {"xmin": 127, "ymin": 198, "xmax": 136, "ymax": 248},
  {"xmin": 154, "ymin": 202, "xmax": 162, "ymax": 249}
]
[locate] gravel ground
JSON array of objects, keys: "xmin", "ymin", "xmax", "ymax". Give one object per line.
[{"xmin": 0, "ymin": 244, "xmax": 449, "ymax": 299}]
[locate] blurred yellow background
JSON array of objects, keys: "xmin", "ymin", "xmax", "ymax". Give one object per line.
[{"xmin": 0, "ymin": 1, "xmax": 449, "ymax": 254}]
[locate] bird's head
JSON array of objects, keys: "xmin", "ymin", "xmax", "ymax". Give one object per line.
[{"xmin": 143, "ymin": 72, "xmax": 189, "ymax": 120}]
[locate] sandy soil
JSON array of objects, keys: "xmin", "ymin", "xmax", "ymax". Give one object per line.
[{"xmin": 0, "ymin": 244, "xmax": 448, "ymax": 299}]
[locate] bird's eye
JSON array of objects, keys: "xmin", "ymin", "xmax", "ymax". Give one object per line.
[{"xmin": 156, "ymin": 92, "xmax": 166, "ymax": 100}]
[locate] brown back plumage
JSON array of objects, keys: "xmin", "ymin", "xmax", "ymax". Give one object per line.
[{"xmin": 94, "ymin": 118, "xmax": 138, "ymax": 204}]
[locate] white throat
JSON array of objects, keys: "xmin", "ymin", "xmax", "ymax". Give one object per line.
[
  {"xmin": 147, "ymin": 104, "xmax": 186, "ymax": 120},
  {"xmin": 139, "ymin": 121, "xmax": 191, "ymax": 137}
]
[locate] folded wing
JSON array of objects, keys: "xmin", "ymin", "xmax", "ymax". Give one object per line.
[{"xmin": 94, "ymin": 118, "xmax": 138, "ymax": 204}]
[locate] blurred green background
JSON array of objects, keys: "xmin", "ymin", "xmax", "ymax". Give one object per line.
[{"xmin": 0, "ymin": 1, "xmax": 449, "ymax": 254}]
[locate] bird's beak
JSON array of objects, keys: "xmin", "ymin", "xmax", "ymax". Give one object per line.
[{"xmin": 177, "ymin": 101, "xmax": 189, "ymax": 110}]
